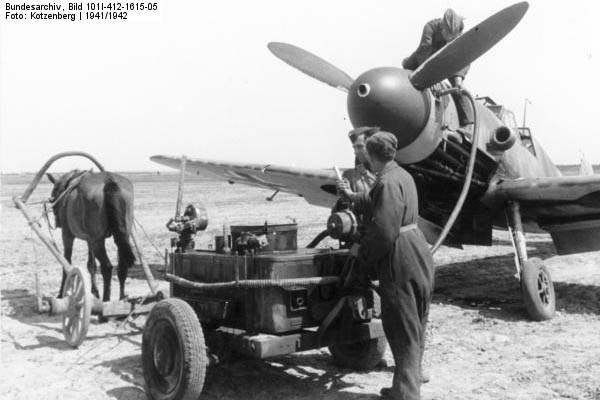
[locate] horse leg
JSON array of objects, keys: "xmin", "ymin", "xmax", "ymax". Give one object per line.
[
  {"xmin": 117, "ymin": 253, "xmax": 130, "ymax": 301},
  {"xmin": 103, "ymin": 175, "xmax": 135, "ymax": 300},
  {"xmin": 87, "ymin": 244, "xmax": 100, "ymax": 299},
  {"xmin": 94, "ymin": 241, "xmax": 113, "ymax": 302},
  {"xmin": 59, "ymin": 231, "xmax": 74, "ymax": 298}
]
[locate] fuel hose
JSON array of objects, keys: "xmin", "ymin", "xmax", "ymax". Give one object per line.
[{"xmin": 430, "ymin": 88, "xmax": 479, "ymax": 254}]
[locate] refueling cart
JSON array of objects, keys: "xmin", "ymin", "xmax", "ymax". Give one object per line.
[{"xmin": 142, "ymin": 201, "xmax": 385, "ymax": 400}]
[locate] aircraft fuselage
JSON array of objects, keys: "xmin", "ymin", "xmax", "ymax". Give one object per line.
[{"xmin": 345, "ymin": 66, "xmax": 563, "ymax": 241}]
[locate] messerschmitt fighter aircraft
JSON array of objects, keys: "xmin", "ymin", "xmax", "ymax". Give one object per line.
[{"xmin": 151, "ymin": 2, "xmax": 600, "ymax": 321}]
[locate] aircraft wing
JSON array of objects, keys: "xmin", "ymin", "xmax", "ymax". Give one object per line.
[
  {"xmin": 484, "ymin": 175, "xmax": 600, "ymax": 254},
  {"xmin": 485, "ymin": 175, "xmax": 600, "ymax": 209},
  {"xmin": 150, "ymin": 155, "xmax": 456, "ymax": 247},
  {"xmin": 150, "ymin": 155, "xmax": 339, "ymax": 208}
]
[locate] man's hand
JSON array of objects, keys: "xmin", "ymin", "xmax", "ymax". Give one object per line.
[
  {"xmin": 166, "ymin": 219, "xmax": 185, "ymax": 233},
  {"xmin": 452, "ymin": 76, "xmax": 463, "ymax": 88},
  {"xmin": 336, "ymin": 179, "xmax": 355, "ymax": 201},
  {"xmin": 349, "ymin": 243, "xmax": 360, "ymax": 257}
]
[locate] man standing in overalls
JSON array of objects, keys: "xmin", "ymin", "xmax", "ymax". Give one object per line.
[{"xmin": 337, "ymin": 131, "xmax": 434, "ymax": 400}]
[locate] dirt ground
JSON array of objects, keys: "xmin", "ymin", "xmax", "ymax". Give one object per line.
[{"xmin": 1, "ymin": 172, "xmax": 599, "ymax": 400}]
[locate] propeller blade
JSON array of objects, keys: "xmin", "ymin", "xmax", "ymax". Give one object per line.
[
  {"xmin": 268, "ymin": 42, "xmax": 354, "ymax": 93},
  {"xmin": 409, "ymin": 1, "xmax": 529, "ymax": 90}
]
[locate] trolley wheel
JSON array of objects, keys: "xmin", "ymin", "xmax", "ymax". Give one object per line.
[
  {"xmin": 61, "ymin": 266, "xmax": 93, "ymax": 348},
  {"xmin": 328, "ymin": 337, "xmax": 386, "ymax": 370},
  {"xmin": 142, "ymin": 298, "xmax": 207, "ymax": 400},
  {"xmin": 521, "ymin": 257, "xmax": 556, "ymax": 321}
]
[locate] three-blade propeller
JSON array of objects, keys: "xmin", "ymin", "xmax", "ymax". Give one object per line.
[{"xmin": 268, "ymin": 2, "xmax": 529, "ymax": 92}]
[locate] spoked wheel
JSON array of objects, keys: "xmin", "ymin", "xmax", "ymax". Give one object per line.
[
  {"xmin": 521, "ymin": 257, "xmax": 556, "ymax": 321},
  {"xmin": 62, "ymin": 266, "xmax": 93, "ymax": 347},
  {"xmin": 329, "ymin": 337, "xmax": 386, "ymax": 370},
  {"xmin": 142, "ymin": 298, "xmax": 207, "ymax": 400}
]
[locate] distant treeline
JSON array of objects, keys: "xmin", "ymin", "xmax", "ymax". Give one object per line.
[
  {"xmin": 2, "ymin": 165, "xmax": 597, "ymax": 185},
  {"xmin": 557, "ymin": 164, "xmax": 598, "ymax": 175},
  {"xmin": 0, "ymin": 171, "xmax": 212, "ymax": 185}
]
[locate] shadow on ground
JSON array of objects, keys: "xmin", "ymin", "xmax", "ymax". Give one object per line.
[
  {"xmin": 2, "ymin": 288, "xmax": 144, "ymax": 351},
  {"xmin": 97, "ymin": 351, "xmax": 380, "ymax": 400},
  {"xmin": 1, "ymin": 288, "xmax": 39, "ymax": 317},
  {"xmin": 434, "ymin": 250, "xmax": 600, "ymax": 320},
  {"xmin": 106, "ymin": 386, "xmax": 146, "ymax": 400},
  {"xmin": 97, "ymin": 354, "xmax": 146, "ymax": 400},
  {"xmin": 203, "ymin": 352, "xmax": 381, "ymax": 400}
]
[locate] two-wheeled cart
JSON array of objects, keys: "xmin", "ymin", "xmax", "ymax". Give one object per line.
[{"xmin": 13, "ymin": 152, "xmax": 163, "ymax": 347}]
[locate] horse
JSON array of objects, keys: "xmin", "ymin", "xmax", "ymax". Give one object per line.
[{"xmin": 46, "ymin": 169, "xmax": 136, "ymax": 302}]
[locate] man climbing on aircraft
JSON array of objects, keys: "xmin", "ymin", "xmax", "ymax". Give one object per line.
[
  {"xmin": 337, "ymin": 131, "xmax": 434, "ymax": 400},
  {"xmin": 403, "ymin": 8, "xmax": 473, "ymax": 127}
]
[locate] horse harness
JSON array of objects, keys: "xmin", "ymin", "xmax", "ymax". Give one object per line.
[{"xmin": 47, "ymin": 170, "xmax": 92, "ymax": 228}]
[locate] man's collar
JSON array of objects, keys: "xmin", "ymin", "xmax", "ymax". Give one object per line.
[{"xmin": 377, "ymin": 161, "xmax": 397, "ymax": 177}]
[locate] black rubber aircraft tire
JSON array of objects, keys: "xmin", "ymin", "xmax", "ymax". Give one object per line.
[
  {"xmin": 521, "ymin": 257, "xmax": 556, "ymax": 321},
  {"xmin": 329, "ymin": 337, "xmax": 386, "ymax": 370},
  {"xmin": 143, "ymin": 298, "xmax": 207, "ymax": 400}
]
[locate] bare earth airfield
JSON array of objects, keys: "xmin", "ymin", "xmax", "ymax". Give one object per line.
[{"xmin": 1, "ymin": 171, "xmax": 599, "ymax": 400}]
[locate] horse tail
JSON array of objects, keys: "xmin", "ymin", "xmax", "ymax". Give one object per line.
[{"xmin": 104, "ymin": 178, "xmax": 136, "ymax": 268}]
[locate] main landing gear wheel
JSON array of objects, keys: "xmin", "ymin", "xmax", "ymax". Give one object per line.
[
  {"xmin": 142, "ymin": 298, "xmax": 207, "ymax": 400},
  {"xmin": 329, "ymin": 337, "xmax": 386, "ymax": 370},
  {"xmin": 521, "ymin": 257, "xmax": 555, "ymax": 321},
  {"xmin": 61, "ymin": 266, "xmax": 93, "ymax": 347}
]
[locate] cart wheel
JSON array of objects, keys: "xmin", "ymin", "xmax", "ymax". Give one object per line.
[
  {"xmin": 62, "ymin": 266, "xmax": 93, "ymax": 348},
  {"xmin": 521, "ymin": 257, "xmax": 555, "ymax": 321},
  {"xmin": 143, "ymin": 298, "xmax": 207, "ymax": 400},
  {"xmin": 328, "ymin": 337, "xmax": 386, "ymax": 370}
]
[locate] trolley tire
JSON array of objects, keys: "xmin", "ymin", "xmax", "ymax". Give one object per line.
[
  {"xmin": 521, "ymin": 257, "xmax": 556, "ymax": 321},
  {"xmin": 142, "ymin": 298, "xmax": 207, "ymax": 400},
  {"xmin": 328, "ymin": 337, "xmax": 386, "ymax": 370}
]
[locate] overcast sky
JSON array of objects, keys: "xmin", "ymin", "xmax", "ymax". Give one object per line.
[{"xmin": 1, "ymin": 0, "xmax": 599, "ymax": 173}]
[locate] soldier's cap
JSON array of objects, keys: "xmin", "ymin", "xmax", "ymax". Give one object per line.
[
  {"xmin": 443, "ymin": 8, "xmax": 464, "ymax": 35},
  {"xmin": 348, "ymin": 126, "xmax": 380, "ymax": 143},
  {"xmin": 366, "ymin": 131, "xmax": 397, "ymax": 161}
]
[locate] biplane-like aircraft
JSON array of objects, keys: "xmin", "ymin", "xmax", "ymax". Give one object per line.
[{"xmin": 151, "ymin": 2, "xmax": 600, "ymax": 321}]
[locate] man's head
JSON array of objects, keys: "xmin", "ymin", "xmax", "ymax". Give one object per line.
[
  {"xmin": 366, "ymin": 131, "xmax": 397, "ymax": 172},
  {"xmin": 441, "ymin": 8, "xmax": 464, "ymax": 42},
  {"xmin": 348, "ymin": 126, "xmax": 380, "ymax": 165}
]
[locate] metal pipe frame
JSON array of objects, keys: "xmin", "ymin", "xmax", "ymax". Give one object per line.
[{"xmin": 18, "ymin": 151, "xmax": 105, "ymax": 204}]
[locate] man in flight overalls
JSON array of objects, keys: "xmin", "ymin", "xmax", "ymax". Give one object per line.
[{"xmin": 337, "ymin": 131, "xmax": 434, "ymax": 400}]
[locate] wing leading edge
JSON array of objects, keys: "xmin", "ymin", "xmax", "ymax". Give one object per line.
[{"xmin": 150, "ymin": 155, "xmax": 339, "ymax": 208}]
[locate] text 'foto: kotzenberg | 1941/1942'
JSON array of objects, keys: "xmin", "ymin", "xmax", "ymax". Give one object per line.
[{"xmin": 5, "ymin": 2, "xmax": 77, "ymax": 21}]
